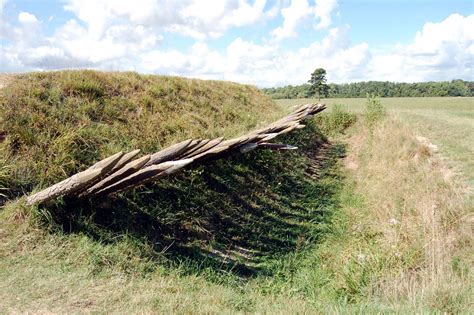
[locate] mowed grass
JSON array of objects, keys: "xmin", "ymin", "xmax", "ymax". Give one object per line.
[{"xmin": 0, "ymin": 74, "xmax": 472, "ymax": 314}]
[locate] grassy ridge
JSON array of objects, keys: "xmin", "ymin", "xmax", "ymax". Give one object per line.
[{"xmin": 0, "ymin": 70, "xmax": 281, "ymax": 201}]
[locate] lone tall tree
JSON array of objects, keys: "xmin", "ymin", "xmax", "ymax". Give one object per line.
[{"xmin": 309, "ymin": 68, "xmax": 329, "ymax": 100}]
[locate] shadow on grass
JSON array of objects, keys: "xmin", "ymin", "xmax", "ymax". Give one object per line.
[{"xmin": 40, "ymin": 121, "xmax": 346, "ymax": 278}]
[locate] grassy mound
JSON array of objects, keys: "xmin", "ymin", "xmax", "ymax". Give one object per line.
[
  {"xmin": 0, "ymin": 71, "xmax": 278, "ymax": 199},
  {"xmin": 0, "ymin": 70, "xmax": 282, "ymax": 201},
  {"xmin": 1, "ymin": 70, "xmax": 342, "ymax": 278}
]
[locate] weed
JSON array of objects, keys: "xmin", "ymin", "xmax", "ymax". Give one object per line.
[
  {"xmin": 316, "ymin": 104, "xmax": 357, "ymax": 135},
  {"xmin": 364, "ymin": 93, "xmax": 386, "ymax": 127}
]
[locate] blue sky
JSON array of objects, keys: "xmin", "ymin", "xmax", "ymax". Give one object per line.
[{"xmin": 1, "ymin": 0, "xmax": 473, "ymax": 86}]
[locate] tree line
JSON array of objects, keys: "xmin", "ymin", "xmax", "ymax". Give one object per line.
[{"xmin": 262, "ymin": 79, "xmax": 474, "ymax": 99}]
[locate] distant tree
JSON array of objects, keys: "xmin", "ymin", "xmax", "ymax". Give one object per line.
[
  {"xmin": 262, "ymin": 79, "xmax": 474, "ymax": 99},
  {"xmin": 308, "ymin": 68, "xmax": 329, "ymax": 100}
]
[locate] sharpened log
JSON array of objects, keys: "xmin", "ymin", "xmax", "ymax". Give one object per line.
[
  {"xmin": 257, "ymin": 133, "xmax": 279, "ymax": 143},
  {"xmin": 276, "ymin": 122, "xmax": 300, "ymax": 135},
  {"xmin": 95, "ymin": 159, "xmax": 194, "ymax": 196},
  {"xmin": 178, "ymin": 139, "xmax": 211, "ymax": 158},
  {"xmin": 26, "ymin": 168, "xmax": 103, "ymax": 205},
  {"xmin": 184, "ymin": 137, "xmax": 223, "ymax": 158},
  {"xmin": 130, "ymin": 158, "xmax": 195, "ymax": 188},
  {"xmin": 89, "ymin": 151, "xmax": 124, "ymax": 173},
  {"xmin": 240, "ymin": 143, "xmax": 258, "ymax": 153},
  {"xmin": 258, "ymin": 143, "xmax": 298, "ymax": 150},
  {"xmin": 218, "ymin": 136, "xmax": 249, "ymax": 149},
  {"xmin": 72, "ymin": 151, "xmax": 126, "ymax": 195},
  {"xmin": 110, "ymin": 149, "xmax": 141, "ymax": 173},
  {"xmin": 145, "ymin": 139, "xmax": 193, "ymax": 166},
  {"xmin": 191, "ymin": 144, "xmax": 231, "ymax": 160},
  {"xmin": 86, "ymin": 154, "xmax": 151, "ymax": 195}
]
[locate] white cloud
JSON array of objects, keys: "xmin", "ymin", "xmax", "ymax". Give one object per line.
[
  {"xmin": 0, "ymin": 0, "xmax": 472, "ymax": 87},
  {"xmin": 63, "ymin": 0, "xmax": 273, "ymax": 40},
  {"xmin": 137, "ymin": 27, "xmax": 370, "ymax": 86},
  {"xmin": 368, "ymin": 13, "xmax": 474, "ymax": 82},
  {"xmin": 18, "ymin": 11, "xmax": 38, "ymax": 24},
  {"xmin": 314, "ymin": 0, "xmax": 337, "ymax": 29},
  {"xmin": 271, "ymin": 0, "xmax": 338, "ymax": 40},
  {"xmin": 0, "ymin": 0, "xmax": 7, "ymax": 13}
]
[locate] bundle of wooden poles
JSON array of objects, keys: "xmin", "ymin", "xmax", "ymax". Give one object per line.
[{"xmin": 26, "ymin": 103, "xmax": 326, "ymax": 206}]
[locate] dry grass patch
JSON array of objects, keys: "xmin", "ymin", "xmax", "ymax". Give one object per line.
[{"xmin": 342, "ymin": 117, "xmax": 472, "ymax": 312}]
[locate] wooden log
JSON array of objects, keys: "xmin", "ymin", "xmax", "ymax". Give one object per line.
[
  {"xmin": 145, "ymin": 139, "xmax": 193, "ymax": 166},
  {"xmin": 131, "ymin": 158, "xmax": 195, "ymax": 188},
  {"xmin": 110, "ymin": 149, "xmax": 141, "ymax": 173},
  {"xmin": 257, "ymin": 133, "xmax": 279, "ymax": 143},
  {"xmin": 239, "ymin": 143, "xmax": 258, "ymax": 153},
  {"xmin": 276, "ymin": 122, "xmax": 300, "ymax": 135},
  {"xmin": 85, "ymin": 154, "xmax": 151, "ymax": 195},
  {"xmin": 95, "ymin": 159, "xmax": 193, "ymax": 196},
  {"xmin": 177, "ymin": 139, "xmax": 210, "ymax": 158},
  {"xmin": 26, "ymin": 168, "xmax": 103, "ymax": 205},
  {"xmin": 72, "ymin": 151, "xmax": 125, "ymax": 195},
  {"xmin": 184, "ymin": 137, "xmax": 223, "ymax": 158},
  {"xmin": 89, "ymin": 151, "xmax": 124, "ymax": 173},
  {"xmin": 192, "ymin": 143, "xmax": 231, "ymax": 160},
  {"xmin": 218, "ymin": 136, "xmax": 250, "ymax": 149},
  {"xmin": 258, "ymin": 143, "xmax": 298, "ymax": 151},
  {"xmin": 26, "ymin": 151, "xmax": 125, "ymax": 204}
]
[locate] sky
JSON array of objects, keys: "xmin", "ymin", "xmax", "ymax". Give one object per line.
[{"xmin": 0, "ymin": 0, "xmax": 473, "ymax": 87}]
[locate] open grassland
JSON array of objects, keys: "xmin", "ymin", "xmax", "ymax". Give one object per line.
[
  {"xmin": 278, "ymin": 97, "xmax": 474, "ymax": 188},
  {"xmin": 0, "ymin": 75, "xmax": 472, "ymax": 313}
]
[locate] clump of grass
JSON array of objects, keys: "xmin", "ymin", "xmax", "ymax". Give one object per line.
[
  {"xmin": 364, "ymin": 94, "xmax": 386, "ymax": 127},
  {"xmin": 316, "ymin": 104, "xmax": 357, "ymax": 135}
]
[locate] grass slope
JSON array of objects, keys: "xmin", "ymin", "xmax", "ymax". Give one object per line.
[{"xmin": 0, "ymin": 70, "xmax": 281, "ymax": 201}]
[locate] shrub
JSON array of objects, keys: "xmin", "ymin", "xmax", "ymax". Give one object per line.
[
  {"xmin": 317, "ymin": 104, "xmax": 357, "ymax": 135},
  {"xmin": 364, "ymin": 94, "xmax": 386, "ymax": 127}
]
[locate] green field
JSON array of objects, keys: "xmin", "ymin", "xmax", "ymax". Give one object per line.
[
  {"xmin": 1, "ymin": 74, "xmax": 472, "ymax": 313},
  {"xmin": 278, "ymin": 97, "xmax": 474, "ymax": 187}
]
